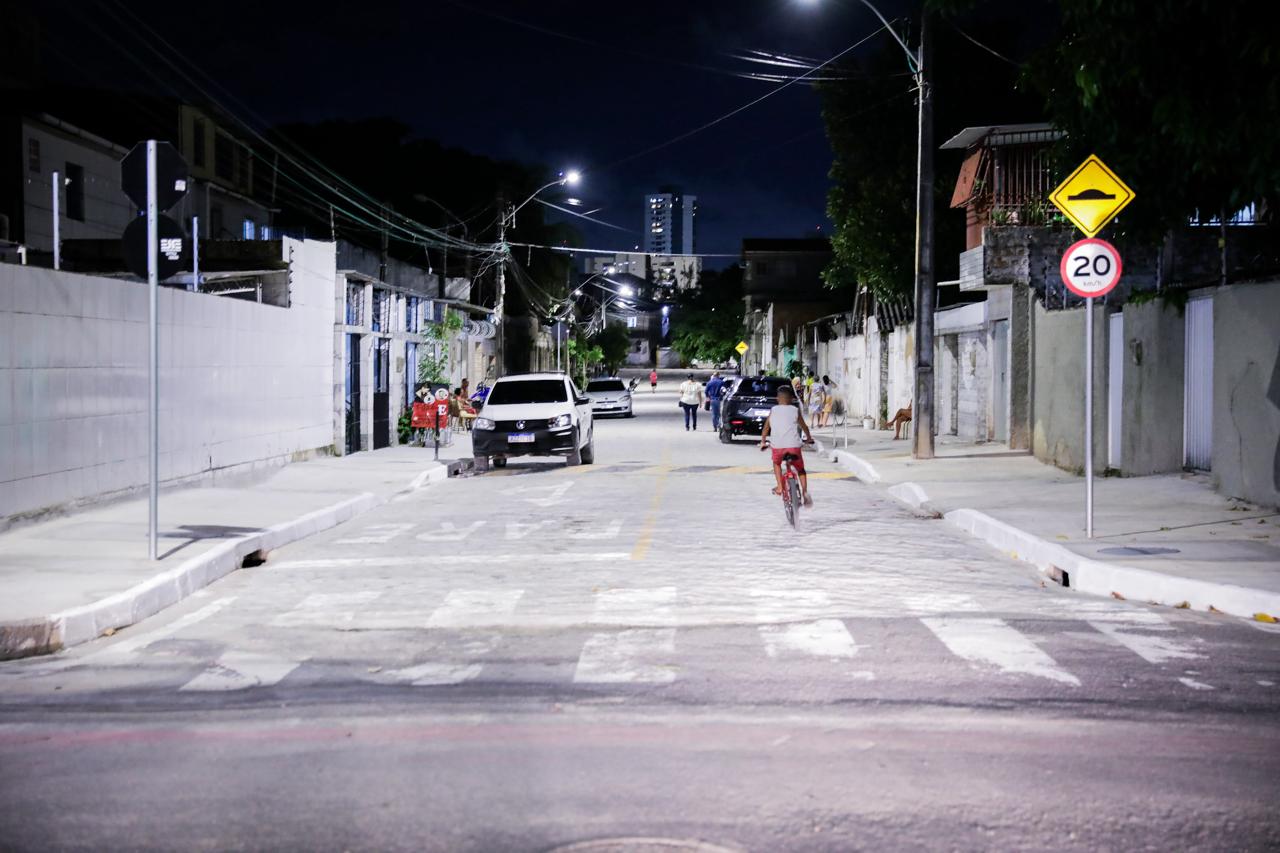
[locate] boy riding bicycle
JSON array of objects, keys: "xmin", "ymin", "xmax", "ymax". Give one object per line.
[{"xmin": 759, "ymin": 385, "xmax": 815, "ymax": 507}]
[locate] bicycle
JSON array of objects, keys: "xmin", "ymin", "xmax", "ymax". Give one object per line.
[{"xmin": 760, "ymin": 439, "xmax": 812, "ymax": 529}]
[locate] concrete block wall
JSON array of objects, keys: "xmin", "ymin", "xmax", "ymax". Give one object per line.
[
  {"xmin": 1212, "ymin": 281, "xmax": 1280, "ymax": 506},
  {"xmin": 1031, "ymin": 300, "xmax": 1110, "ymax": 473},
  {"xmin": 0, "ymin": 237, "xmax": 336, "ymax": 521},
  {"xmin": 1118, "ymin": 299, "xmax": 1185, "ymax": 476}
]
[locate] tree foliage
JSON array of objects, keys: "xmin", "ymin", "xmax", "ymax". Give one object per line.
[
  {"xmin": 590, "ymin": 324, "xmax": 632, "ymax": 375},
  {"xmin": 670, "ymin": 265, "xmax": 744, "ymax": 365},
  {"xmin": 1024, "ymin": 0, "xmax": 1279, "ymax": 236}
]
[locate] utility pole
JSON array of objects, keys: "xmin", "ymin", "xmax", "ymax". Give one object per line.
[
  {"xmin": 51, "ymin": 170, "xmax": 61, "ymax": 270},
  {"xmin": 496, "ymin": 193, "xmax": 507, "ymax": 378},
  {"xmin": 911, "ymin": 9, "xmax": 936, "ymax": 460}
]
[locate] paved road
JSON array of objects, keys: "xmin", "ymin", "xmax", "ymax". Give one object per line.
[{"xmin": 2, "ymin": 384, "xmax": 1279, "ymax": 851}]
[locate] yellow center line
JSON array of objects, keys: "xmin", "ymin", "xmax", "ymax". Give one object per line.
[{"xmin": 630, "ymin": 447, "xmax": 672, "ymax": 561}]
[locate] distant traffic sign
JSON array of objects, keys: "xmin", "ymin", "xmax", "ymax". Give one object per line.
[
  {"xmin": 735, "ymin": 341, "xmax": 749, "ymax": 356},
  {"xmin": 1060, "ymin": 238, "xmax": 1122, "ymax": 299},
  {"xmin": 121, "ymin": 141, "xmax": 189, "ymax": 211},
  {"xmin": 1049, "ymin": 155, "xmax": 1134, "ymax": 237},
  {"xmin": 122, "ymin": 215, "xmax": 186, "ymax": 281}
]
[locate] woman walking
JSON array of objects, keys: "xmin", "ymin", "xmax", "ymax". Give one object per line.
[
  {"xmin": 808, "ymin": 374, "xmax": 827, "ymax": 429},
  {"xmin": 678, "ymin": 373, "xmax": 703, "ymax": 431},
  {"xmin": 818, "ymin": 374, "xmax": 836, "ymax": 428}
]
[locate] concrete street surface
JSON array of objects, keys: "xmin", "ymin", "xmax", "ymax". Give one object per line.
[{"xmin": 1, "ymin": 383, "xmax": 1278, "ymax": 851}]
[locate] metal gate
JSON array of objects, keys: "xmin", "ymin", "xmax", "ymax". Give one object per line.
[
  {"xmin": 373, "ymin": 338, "xmax": 391, "ymax": 450},
  {"xmin": 1183, "ymin": 295, "xmax": 1214, "ymax": 470},
  {"xmin": 1108, "ymin": 312, "xmax": 1124, "ymax": 469},
  {"xmin": 991, "ymin": 320, "xmax": 1009, "ymax": 443},
  {"xmin": 344, "ymin": 333, "xmax": 362, "ymax": 455}
]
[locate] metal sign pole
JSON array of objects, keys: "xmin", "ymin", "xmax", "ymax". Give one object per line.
[
  {"xmin": 191, "ymin": 215, "xmax": 200, "ymax": 292},
  {"xmin": 51, "ymin": 171, "xmax": 61, "ymax": 270},
  {"xmin": 147, "ymin": 141, "xmax": 159, "ymax": 560},
  {"xmin": 1084, "ymin": 295, "xmax": 1094, "ymax": 539}
]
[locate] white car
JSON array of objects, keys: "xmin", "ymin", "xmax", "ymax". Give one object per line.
[
  {"xmin": 585, "ymin": 377, "xmax": 635, "ymax": 417},
  {"xmin": 471, "ymin": 372, "xmax": 595, "ymax": 471}
]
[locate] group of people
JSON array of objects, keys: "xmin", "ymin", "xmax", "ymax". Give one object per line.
[{"xmin": 792, "ymin": 369, "xmax": 838, "ymax": 429}]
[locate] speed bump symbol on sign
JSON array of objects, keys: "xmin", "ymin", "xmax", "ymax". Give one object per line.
[
  {"xmin": 1049, "ymin": 155, "xmax": 1135, "ymax": 237},
  {"xmin": 735, "ymin": 341, "xmax": 749, "ymax": 355}
]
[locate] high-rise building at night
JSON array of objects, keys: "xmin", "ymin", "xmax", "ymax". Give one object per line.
[{"xmin": 643, "ymin": 189, "xmax": 696, "ymax": 256}]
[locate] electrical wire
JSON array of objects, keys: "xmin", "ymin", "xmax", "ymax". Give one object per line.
[
  {"xmin": 533, "ymin": 198, "xmax": 632, "ymax": 233},
  {"xmin": 950, "ymin": 21, "xmax": 1021, "ymax": 67}
]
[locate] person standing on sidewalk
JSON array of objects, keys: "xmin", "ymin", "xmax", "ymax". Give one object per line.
[
  {"xmin": 649, "ymin": 369, "xmax": 659, "ymax": 393},
  {"xmin": 678, "ymin": 373, "xmax": 703, "ymax": 431},
  {"xmin": 704, "ymin": 371, "xmax": 726, "ymax": 432}
]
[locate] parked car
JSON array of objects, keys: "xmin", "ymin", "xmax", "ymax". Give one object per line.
[
  {"xmin": 585, "ymin": 377, "xmax": 634, "ymax": 417},
  {"xmin": 719, "ymin": 375, "xmax": 794, "ymax": 443},
  {"xmin": 471, "ymin": 372, "xmax": 595, "ymax": 470}
]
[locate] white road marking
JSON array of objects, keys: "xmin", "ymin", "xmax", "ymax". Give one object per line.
[
  {"xmin": 574, "ymin": 628, "xmax": 677, "ymax": 684},
  {"xmin": 334, "ymin": 522, "xmax": 416, "ymax": 545},
  {"xmin": 503, "ymin": 481, "xmax": 575, "ymax": 506},
  {"xmin": 759, "ymin": 619, "xmax": 858, "ymax": 660},
  {"xmin": 505, "ymin": 520, "xmax": 557, "ymax": 540},
  {"xmin": 21, "ymin": 597, "xmax": 237, "ymax": 675},
  {"xmin": 272, "ymin": 591, "xmax": 382, "ymax": 627},
  {"xmin": 414, "ymin": 521, "xmax": 487, "ymax": 541},
  {"xmin": 569, "ymin": 519, "xmax": 623, "ymax": 540},
  {"xmin": 426, "ymin": 589, "xmax": 525, "ymax": 628},
  {"xmin": 750, "ymin": 588, "xmax": 830, "ymax": 623},
  {"xmin": 899, "ymin": 593, "xmax": 981, "ymax": 614},
  {"xmin": 591, "ymin": 587, "xmax": 677, "ymax": 626},
  {"xmin": 1178, "ymin": 676, "xmax": 1215, "ymax": 691},
  {"xmin": 269, "ymin": 553, "xmax": 630, "ymax": 569},
  {"xmin": 179, "ymin": 651, "xmax": 303, "ymax": 692},
  {"xmin": 1089, "ymin": 621, "xmax": 1205, "ymax": 664},
  {"xmin": 382, "ymin": 662, "xmax": 485, "ymax": 686},
  {"xmin": 921, "ymin": 617, "xmax": 1081, "ymax": 686}
]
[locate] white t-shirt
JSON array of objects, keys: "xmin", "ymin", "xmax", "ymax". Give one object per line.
[
  {"xmin": 768, "ymin": 404, "xmax": 803, "ymax": 448},
  {"xmin": 679, "ymin": 380, "xmax": 703, "ymax": 405}
]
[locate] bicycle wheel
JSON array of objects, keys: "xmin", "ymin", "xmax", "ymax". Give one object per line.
[{"xmin": 786, "ymin": 476, "xmax": 801, "ymax": 529}]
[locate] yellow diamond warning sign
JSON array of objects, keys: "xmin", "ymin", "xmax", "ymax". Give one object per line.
[
  {"xmin": 1049, "ymin": 155, "xmax": 1135, "ymax": 238},
  {"xmin": 735, "ymin": 341, "xmax": 749, "ymax": 356}
]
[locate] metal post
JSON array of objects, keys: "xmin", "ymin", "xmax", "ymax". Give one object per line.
[
  {"xmin": 1084, "ymin": 295, "xmax": 1094, "ymax": 538},
  {"xmin": 911, "ymin": 12, "xmax": 936, "ymax": 460},
  {"xmin": 191, "ymin": 215, "xmax": 200, "ymax": 292},
  {"xmin": 496, "ymin": 194, "xmax": 506, "ymax": 378},
  {"xmin": 51, "ymin": 170, "xmax": 61, "ymax": 270},
  {"xmin": 146, "ymin": 141, "xmax": 159, "ymax": 560}
]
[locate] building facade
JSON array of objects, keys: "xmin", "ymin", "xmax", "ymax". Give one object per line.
[{"xmin": 643, "ymin": 189, "xmax": 696, "ymax": 255}]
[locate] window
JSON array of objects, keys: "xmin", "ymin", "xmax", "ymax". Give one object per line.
[
  {"xmin": 345, "ymin": 281, "xmax": 364, "ymax": 326},
  {"xmin": 210, "ymin": 205, "xmax": 224, "ymax": 238},
  {"xmin": 374, "ymin": 339, "xmax": 390, "ymax": 393},
  {"xmin": 64, "ymin": 163, "xmax": 85, "ymax": 222},
  {"xmin": 372, "ymin": 289, "xmax": 390, "ymax": 332},
  {"xmin": 27, "ymin": 138, "xmax": 40, "ymax": 173},
  {"xmin": 627, "ymin": 316, "xmax": 638, "ymax": 329},
  {"xmin": 259, "ymin": 225, "xmax": 272, "ymax": 240},
  {"xmin": 214, "ymin": 133, "xmax": 234, "ymax": 181},
  {"xmin": 192, "ymin": 118, "xmax": 207, "ymax": 168},
  {"xmin": 485, "ymin": 379, "xmax": 568, "ymax": 405},
  {"xmin": 242, "ymin": 218, "xmax": 256, "ymax": 240},
  {"xmin": 586, "ymin": 379, "xmax": 627, "ymax": 392},
  {"xmin": 406, "ymin": 296, "xmax": 420, "ymax": 333}
]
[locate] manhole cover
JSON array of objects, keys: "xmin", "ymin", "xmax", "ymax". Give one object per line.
[
  {"xmin": 1097, "ymin": 546, "xmax": 1182, "ymax": 556},
  {"xmin": 547, "ymin": 839, "xmax": 741, "ymax": 853}
]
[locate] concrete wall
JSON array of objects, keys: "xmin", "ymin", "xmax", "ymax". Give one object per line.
[
  {"xmin": 1119, "ymin": 299, "xmax": 1185, "ymax": 476},
  {"xmin": 0, "ymin": 237, "xmax": 336, "ymax": 521},
  {"xmin": 1212, "ymin": 281, "xmax": 1280, "ymax": 506},
  {"xmin": 1031, "ymin": 300, "xmax": 1109, "ymax": 473}
]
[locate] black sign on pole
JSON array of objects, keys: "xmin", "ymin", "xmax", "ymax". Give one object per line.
[
  {"xmin": 121, "ymin": 141, "xmax": 189, "ymax": 212},
  {"xmin": 123, "ymin": 215, "xmax": 186, "ymax": 281}
]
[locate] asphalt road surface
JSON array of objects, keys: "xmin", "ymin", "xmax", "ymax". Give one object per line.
[{"xmin": 2, "ymin": 383, "xmax": 1278, "ymax": 852}]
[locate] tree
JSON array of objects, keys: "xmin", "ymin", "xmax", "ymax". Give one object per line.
[
  {"xmin": 670, "ymin": 265, "xmax": 745, "ymax": 365},
  {"xmin": 1025, "ymin": 0, "xmax": 1279, "ymax": 236},
  {"xmin": 591, "ymin": 324, "xmax": 631, "ymax": 375}
]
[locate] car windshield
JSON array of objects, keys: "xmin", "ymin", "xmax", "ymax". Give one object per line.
[
  {"xmin": 485, "ymin": 379, "xmax": 567, "ymax": 405},
  {"xmin": 587, "ymin": 380, "xmax": 626, "ymax": 392},
  {"xmin": 733, "ymin": 377, "xmax": 792, "ymax": 398}
]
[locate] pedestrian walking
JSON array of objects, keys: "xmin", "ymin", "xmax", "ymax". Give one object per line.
[
  {"xmin": 705, "ymin": 371, "xmax": 726, "ymax": 432},
  {"xmin": 818, "ymin": 374, "xmax": 836, "ymax": 428},
  {"xmin": 649, "ymin": 369, "xmax": 659, "ymax": 393},
  {"xmin": 678, "ymin": 373, "xmax": 703, "ymax": 431},
  {"xmin": 808, "ymin": 374, "xmax": 827, "ymax": 428}
]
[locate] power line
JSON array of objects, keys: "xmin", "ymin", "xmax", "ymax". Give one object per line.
[{"xmin": 950, "ymin": 21, "xmax": 1021, "ymax": 67}]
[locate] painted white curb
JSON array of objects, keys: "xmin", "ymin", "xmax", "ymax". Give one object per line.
[
  {"xmin": 829, "ymin": 449, "xmax": 881, "ymax": 483},
  {"xmin": 887, "ymin": 482, "xmax": 930, "ymax": 509}
]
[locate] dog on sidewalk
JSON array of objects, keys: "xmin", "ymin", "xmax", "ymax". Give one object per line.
[{"xmin": 889, "ymin": 401, "xmax": 912, "ymax": 439}]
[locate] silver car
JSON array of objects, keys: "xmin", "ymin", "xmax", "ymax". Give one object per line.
[{"xmin": 585, "ymin": 377, "xmax": 634, "ymax": 418}]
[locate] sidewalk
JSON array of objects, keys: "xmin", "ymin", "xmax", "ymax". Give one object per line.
[
  {"xmin": 0, "ymin": 445, "xmax": 469, "ymax": 659},
  {"xmin": 819, "ymin": 426, "xmax": 1280, "ymax": 622}
]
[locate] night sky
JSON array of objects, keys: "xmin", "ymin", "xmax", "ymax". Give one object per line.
[{"xmin": 29, "ymin": 0, "xmax": 946, "ymax": 260}]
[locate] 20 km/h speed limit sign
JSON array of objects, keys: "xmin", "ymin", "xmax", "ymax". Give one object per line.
[{"xmin": 1060, "ymin": 238, "xmax": 1122, "ymax": 298}]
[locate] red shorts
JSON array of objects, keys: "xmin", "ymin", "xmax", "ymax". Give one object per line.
[{"xmin": 771, "ymin": 447, "xmax": 805, "ymax": 474}]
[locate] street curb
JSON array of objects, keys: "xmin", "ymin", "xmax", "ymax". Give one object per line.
[
  {"xmin": 0, "ymin": 460, "xmax": 449, "ymax": 660},
  {"xmin": 826, "ymin": 448, "xmax": 1280, "ymax": 622}
]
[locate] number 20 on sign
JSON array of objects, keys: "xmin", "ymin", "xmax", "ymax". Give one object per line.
[{"xmin": 1060, "ymin": 238, "xmax": 1122, "ymax": 299}]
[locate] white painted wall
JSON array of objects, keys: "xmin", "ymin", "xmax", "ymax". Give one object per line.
[{"xmin": 0, "ymin": 237, "xmax": 336, "ymax": 521}]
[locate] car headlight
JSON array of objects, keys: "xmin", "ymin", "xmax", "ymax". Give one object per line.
[
  {"xmin": 548, "ymin": 413, "xmax": 572, "ymax": 428},
  {"xmin": 473, "ymin": 416, "xmax": 496, "ymax": 430}
]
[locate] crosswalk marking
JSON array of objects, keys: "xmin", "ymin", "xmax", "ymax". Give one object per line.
[
  {"xmin": 574, "ymin": 628, "xmax": 677, "ymax": 683},
  {"xmin": 426, "ymin": 590, "xmax": 524, "ymax": 628},
  {"xmin": 334, "ymin": 522, "xmax": 415, "ymax": 545},
  {"xmin": 179, "ymin": 651, "xmax": 302, "ymax": 692},
  {"xmin": 759, "ymin": 619, "xmax": 858, "ymax": 660},
  {"xmin": 1089, "ymin": 621, "xmax": 1204, "ymax": 664},
  {"xmin": 750, "ymin": 588, "xmax": 830, "ymax": 623},
  {"xmin": 272, "ymin": 591, "xmax": 381, "ymax": 627},
  {"xmin": 382, "ymin": 661, "xmax": 485, "ymax": 686},
  {"xmin": 591, "ymin": 587, "xmax": 677, "ymax": 626},
  {"xmin": 921, "ymin": 617, "xmax": 1081, "ymax": 686},
  {"xmin": 270, "ymin": 553, "xmax": 630, "ymax": 569}
]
